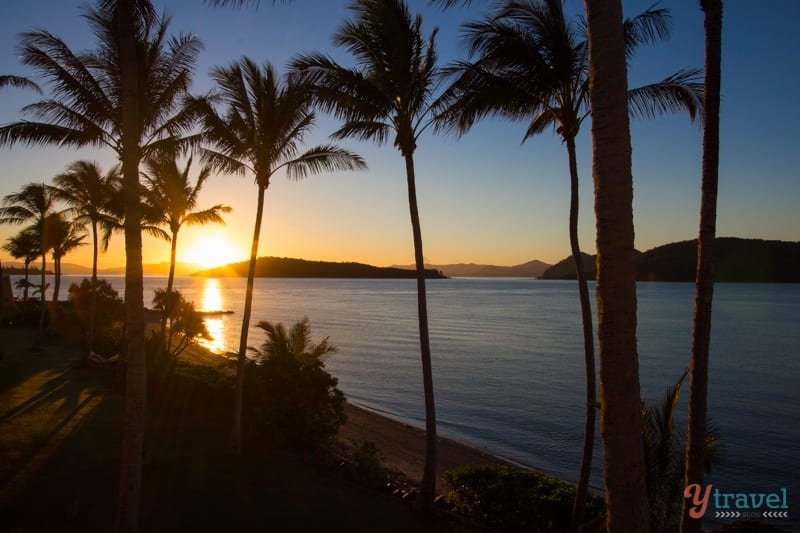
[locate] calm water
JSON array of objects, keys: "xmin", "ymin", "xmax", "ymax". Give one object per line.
[{"xmin": 14, "ymin": 275, "xmax": 800, "ymax": 517}]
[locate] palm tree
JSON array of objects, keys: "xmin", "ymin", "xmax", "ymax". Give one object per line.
[
  {"xmin": 436, "ymin": 1, "xmax": 702, "ymax": 527},
  {"xmin": 189, "ymin": 57, "xmax": 365, "ymax": 454},
  {"xmin": 681, "ymin": 2, "xmax": 722, "ymax": 532},
  {"xmin": 142, "ymin": 146, "xmax": 231, "ymax": 350},
  {"xmin": 583, "ymin": 0, "xmax": 648, "ymax": 529},
  {"xmin": 0, "ymin": 2, "xmax": 197, "ymax": 528},
  {"xmin": 52, "ymin": 160, "xmax": 121, "ymax": 356},
  {"xmin": 44, "ymin": 212, "xmax": 87, "ymax": 305},
  {"xmin": 290, "ymin": 0, "xmax": 442, "ymax": 508},
  {"xmin": 2, "ymin": 229, "xmax": 40, "ymax": 301},
  {"xmin": 142, "ymin": 148, "xmax": 231, "ymax": 300},
  {"xmin": 0, "ymin": 183, "xmax": 56, "ymax": 333}
]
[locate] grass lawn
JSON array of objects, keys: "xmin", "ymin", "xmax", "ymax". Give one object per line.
[{"xmin": 0, "ymin": 326, "xmax": 461, "ymax": 532}]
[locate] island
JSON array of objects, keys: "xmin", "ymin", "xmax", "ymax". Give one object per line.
[{"xmin": 193, "ymin": 256, "xmax": 448, "ymax": 279}]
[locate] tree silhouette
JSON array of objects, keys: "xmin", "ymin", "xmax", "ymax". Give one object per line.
[
  {"xmin": 0, "ymin": 183, "xmax": 56, "ymax": 333},
  {"xmin": 189, "ymin": 57, "xmax": 365, "ymax": 453},
  {"xmin": 142, "ymin": 146, "xmax": 231, "ymax": 348},
  {"xmin": 2, "ymin": 229, "xmax": 40, "ymax": 301},
  {"xmin": 0, "ymin": 2, "xmax": 200, "ymax": 527},
  {"xmin": 436, "ymin": 1, "xmax": 702, "ymax": 527},
  {"xmin": 52, "ymin": 160, "xmax": 121, "ymax": 357},
  {"xmin": 291, "ymin": 0, "xmax": 443, "ymax": 508},
  {"xmin": 583, "ymin": 0, "xmax": 648, "ymax": 529},
  {"xmin": 681, "ymin": 2, "xmax": 723, "ymax": 532}
]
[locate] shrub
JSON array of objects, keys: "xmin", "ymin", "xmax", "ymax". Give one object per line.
[
  {"xmin": 246, "ymin": 318, "xmax": 346, "ymax": 452},
  {"xmin": 444, "ymin": 464, "xmax": 604, "ymax": 532},
  {"xmin": 147, "ymin": 289, "xmax": 210, "ymax": 387},
  {"xmin": 344, "ymin": 439, "xmax": 387, "ymax": 488},
  {"xmin": 68, "ymin": 278, "xmax": 124, "ymax": 354}
]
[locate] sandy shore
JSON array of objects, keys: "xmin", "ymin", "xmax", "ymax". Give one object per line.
[{"xmin": 337, "ymin": 402, "xmax": 522, "ymax": 494}]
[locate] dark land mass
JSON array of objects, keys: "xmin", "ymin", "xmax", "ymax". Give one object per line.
[
  {"xmin": 194, "ymin": 256, "xmax": 448, "ymax": 279},
  {"xmin": 540, "ymin": 238, "xmax": 800, "ymax": 282},
  {"xmin": 1, "ymin": 266, "xmax": 55, "ymax": 276},
  {"xmin": 392, "ymin": 259, "xmax": 551, "ymax": 278}
]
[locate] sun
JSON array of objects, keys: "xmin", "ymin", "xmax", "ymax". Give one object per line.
[{"xmin": 181, "ymin": 232, "xmax": 241, "ymax": 270}]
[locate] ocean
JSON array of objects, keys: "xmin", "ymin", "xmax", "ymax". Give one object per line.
[{"xmin": 11, "ymin": 275, "xmax": 800, "ymax": 522}]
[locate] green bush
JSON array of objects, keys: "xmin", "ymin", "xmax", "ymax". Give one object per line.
[
  {"xmin": 444, "ymin": 464, "xmax": 604, "ymax": 532},
  {"xmin": 344, "ymin": 440, "xmax": 387, "ymax": 488},
  {"xmin": 246, "ymin": 318, "xmax": 346, "ymax": 452}
]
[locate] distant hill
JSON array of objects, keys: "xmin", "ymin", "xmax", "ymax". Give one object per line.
[
  {"xmin": 540, "ymin": 253, "xmax": 597, "ymax": 280},
  {"xmin": 98, "ymin": 262, "xmax": 200, "ymax": 277},
  {"xmin": 194, "ymin": 256, "xmax": 447, "ymax": 279},
  {"xmin": 636, "ymin": 238, "xmax": 800, "ymax": 282},
  {"xmin": 391, "ymin": 259, "xmax": 551, "ymax": 278},
  {"xmin": 540, "ymin": 238, "xmax": 800, "ymax": 282}
]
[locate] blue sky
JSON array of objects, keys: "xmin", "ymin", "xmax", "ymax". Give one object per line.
[{"xmin": 1, "ymin": 0, "xmax": 798, "ymax": 268}]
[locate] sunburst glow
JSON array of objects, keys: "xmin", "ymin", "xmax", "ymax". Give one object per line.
[{"xmin": 181, "ymin": 232, "xmax": 240, "ymax": 270}]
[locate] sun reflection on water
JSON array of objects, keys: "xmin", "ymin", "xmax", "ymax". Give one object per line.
[{"xmin": 198, "ymin": 279, "xmax": 228, "ymax": 354}]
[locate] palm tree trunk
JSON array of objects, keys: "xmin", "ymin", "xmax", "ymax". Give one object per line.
[
  {"xmin": 53, "ymin": 256, "xmax": 61, "ymax": 304},
  {"xmin": 231, "ymin": 183, "xmax": 267, "ymax": 454},
  {"xmin": 160, "ymin": 231, "xmax": 179, "ymax": 349},
  {"xmin": 86, "ymin": 219, "xmax": 99, "ymax": 359},
  {"xmin": 403, "ymin": 152, "xmax": 438, "ymax": 510},
  {"xmin": 565, "ymin": 135, "xmax": 597, "ymax": 532},
  {"xmin": 38, "ymin": 248, "xmax": 46, "ymax": 334},
  {"xmin": 681, "ymin": 2, "xmax": 722, "ymax": 532},
  {"xmin": 23, "ymin": 261, "xmax": 29, "ymax": 301},
  {"xmin": 115, "ymin": 0, "xmax": 147, "ymax": 530},
  {"xmin": 583, "ymin": 0, "xmax": 648, "ymax": 530}
]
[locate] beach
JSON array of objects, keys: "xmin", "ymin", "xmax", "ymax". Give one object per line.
[{"xmin": 338, "ymin": 402, "xmax": 519, "ymax": 494}]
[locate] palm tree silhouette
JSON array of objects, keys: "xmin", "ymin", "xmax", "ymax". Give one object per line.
[
  {"xmin": 44, "ymin": 212, "xmax": 87, "ymax": 306},
  {"xmin": 682, "ymin": 2, "xmax": 723, "ymax": 532},
  {"xmin": 189, "ymin": 57, "xmax": 366, "ymax": 453},
  {"xmin": 0, "ymin": 183, "xmax": 56, "ymax": 333},
  {"xmin": 583, "ymin": 0, "xmax": 648, "ymax": 529},
  {"xmin": 52, "ymin": 161, "xmax": 121, "ymax": 356},
  {"xmin": 142, "ymin": 148, "xmax": 231, "ymax": 298},
  {"xmin": 291, "ymin": 0, "xmax": 443, "ymax": 508},
  {"xmin": 142, "ymin": 146, "xmax": 231, "ymax": 347},
  {"xmin": 437, "ymin": 2, "xmax": 702, "ymax": 526},
  {"xmin": 2, "ymin": 229, "xmax": 40, "ymax": 301},
  {"xmin": 0, "ymin": 2, "xmax": 200, "ymax": 527}
]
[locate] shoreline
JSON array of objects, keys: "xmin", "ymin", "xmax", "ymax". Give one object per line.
[{"xmin": 337, "ymin": 401, "xmax": 538, "ymax": 495}]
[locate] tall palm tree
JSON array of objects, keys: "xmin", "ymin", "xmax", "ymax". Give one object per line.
[
  {"xmin": 52, "ymin": 160, "xmax": 121, "ymax": 357},
  {"xmin": 290, "ymin": 0, "xmax": 442, "ymax": 508},
  {"xmin": 0, "ymin": 2, "xmax": 197, "ymax": 528},
  {"xmin": 190, "ymin": 57, "xmax": 365, "ymax": 454},
  {"xmin": 0, "ymin": 183, "xmax": 56, "ymax": 333},
  {"xmin": 142, "ymin": 148, "xmax": 231, "ymax": 299},
  {"xmin": 583, "ymin": 0, "xmax": 648, "ymax": 529},
  {"xmin": 44, "ymin": 212, "xmax": 87, "ymax": 305},
  {"xmin": 2, "ymin": 229, "xmax": 40, "ymax": 301},
  {"xmin": 142, "ymin": 146, "xmax": 231, "ymax": 349},
  {"xmin": 681, "ymin": 2, "xmax": 722, "ymax": 532},
  {"xmin": 436, "ymin": 1, "xmax": 702, "ymax": 527}
]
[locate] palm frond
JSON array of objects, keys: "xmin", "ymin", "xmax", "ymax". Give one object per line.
[
  {"xmin": 0, "ymin": 75, "xmax": 42, "ymax": 94},
  {"xmin": 623, "ymin": 4, "xmax": 672, "ymax": 59},
  {"xmin": 283, "ymin": 145, "xmax": 367, "ymax": 181},
  {"xmin": 628, "ymin": 68, "xmax": 704, "ymax": 123}
]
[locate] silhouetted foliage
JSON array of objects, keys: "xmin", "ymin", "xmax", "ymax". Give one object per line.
[
  {"xmin": 444, "ymin": 464, "xmax": 605, "ymax": 532},
  {"xmin": 642, "ymin": 372, "xmax": 720, "ymax": 533},
  {"xmin": 68, "ymin": 278, "xmax": 124, "ymax": 354},
  {"xmin": 246, "ymin": 318, "xmax": 346, "ymax": 452}
]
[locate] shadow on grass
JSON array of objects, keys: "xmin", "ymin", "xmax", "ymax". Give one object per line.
[{"xmin": 0, "ymin": 327, "xmax": 452, "ymax": 532}]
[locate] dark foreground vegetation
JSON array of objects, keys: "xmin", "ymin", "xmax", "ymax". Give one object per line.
[{"xmin": 0, "ymin": 326, "xmax": 450, "ymax": 532}]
